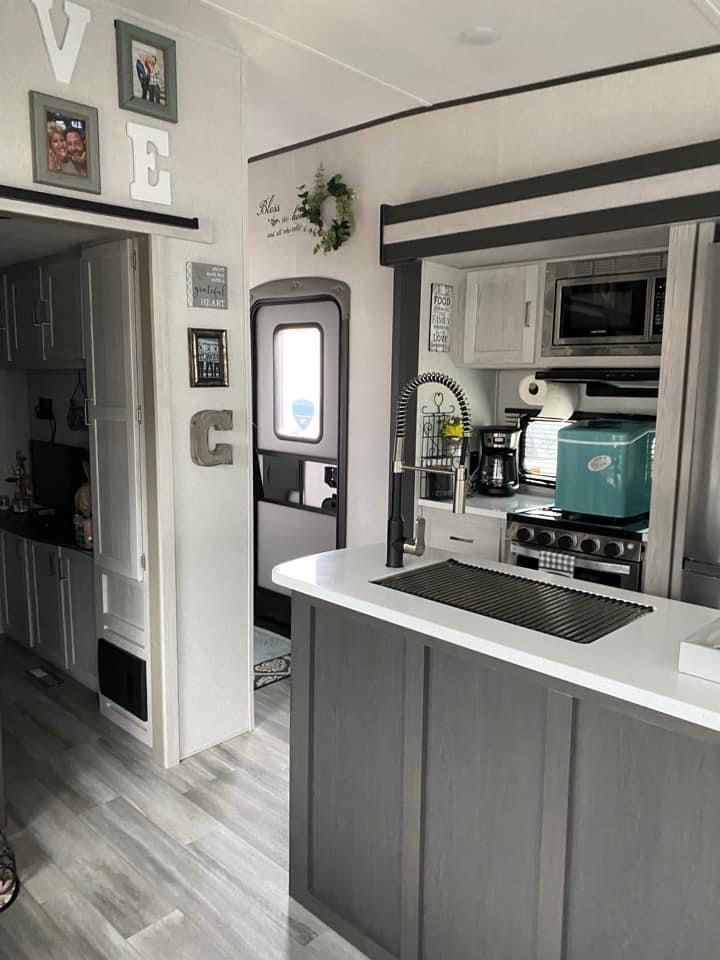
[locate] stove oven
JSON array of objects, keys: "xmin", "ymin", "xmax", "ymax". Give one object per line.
[{"xmin": 506, "ymin": 508, "xmax": 647, "ymax": 592}]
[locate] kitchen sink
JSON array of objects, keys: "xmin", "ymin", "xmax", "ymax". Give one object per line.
[{"xmin": 374, "ymin": 559, "xmax": 652, "ymax": 643}]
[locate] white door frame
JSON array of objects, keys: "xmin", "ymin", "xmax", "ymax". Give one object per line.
[{"xmin": 0, "ymin": 197, "xmax": 217, "ymax": 769}]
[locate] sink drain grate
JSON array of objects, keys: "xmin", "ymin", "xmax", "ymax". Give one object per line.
[{"xmin": 375, "ymin": 559, "xmax": 652, "ymax": 644}]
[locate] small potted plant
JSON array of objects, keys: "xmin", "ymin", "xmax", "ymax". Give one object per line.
[
  {"xmin": 441, "ymin": 417, "xmax": 467, "ymax": 457},
  {"xmin": 5, "ymin": 451, "xmax": 31, "ymax": 514}
]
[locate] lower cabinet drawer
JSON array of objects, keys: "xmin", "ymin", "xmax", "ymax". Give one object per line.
[{"xmin": 424, "ymin": 509, "xmax": 503, "ymax": 561}]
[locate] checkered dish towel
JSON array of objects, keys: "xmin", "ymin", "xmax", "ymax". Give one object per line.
[{"xmin": 538, "ymin": 550, "xmax": 575, "ymax": 577}]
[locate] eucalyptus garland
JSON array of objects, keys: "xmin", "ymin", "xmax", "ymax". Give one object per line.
[{"xmin": 297, "ymin": 164, "xmax": 356, "ymax": 254}]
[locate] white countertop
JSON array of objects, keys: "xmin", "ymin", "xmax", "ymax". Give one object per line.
[
  {"xmin": 273, "ymin": 544, "xmax": 720, "ymax": 733},
  {"xmin": 418, "ymin": 487, "xmax": 554, "ymax": 520}
]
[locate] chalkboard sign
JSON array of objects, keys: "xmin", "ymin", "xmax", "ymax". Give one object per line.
[{"xmin": 186, "ymin": 262, "xmax": 228, "ymax": 310}]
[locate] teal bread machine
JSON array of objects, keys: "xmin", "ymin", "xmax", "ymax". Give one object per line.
[{"xmin": 555, "ymin": 420, "xmax": 656, "ymax": 518}]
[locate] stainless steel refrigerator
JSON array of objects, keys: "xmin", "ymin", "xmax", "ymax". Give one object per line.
[{"xmin": 682, "ymin": 243, "xmax": 720, "ymax": 607}]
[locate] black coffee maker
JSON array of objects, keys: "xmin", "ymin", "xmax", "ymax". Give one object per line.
[{"xmin": 474, "ymin": 425, "xmax": 521, "ymax": 496}]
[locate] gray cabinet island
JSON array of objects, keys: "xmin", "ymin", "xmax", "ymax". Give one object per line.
[{"xmin": 275, "ymin": 546, "xmax": 720, "ymax": 960}]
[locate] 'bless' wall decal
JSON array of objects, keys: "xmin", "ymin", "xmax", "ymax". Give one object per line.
[{"xmin": 27, "ymin": 0, "xmax": 174, "ymax": 207}]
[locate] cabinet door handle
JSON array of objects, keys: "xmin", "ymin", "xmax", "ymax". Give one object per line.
[
  {"xmin": 524, "ymin": 300, "xmax": 532, "ymax": 328},
  {"xmin": 449, "ymin": 535, "xmax": 475, "ymax": 544}
]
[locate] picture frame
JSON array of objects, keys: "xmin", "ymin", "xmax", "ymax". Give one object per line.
[
  {"xmin": 188, "ymin": 328, "xmax": 229, "ymax": 387},
  {"xmin": 115, "ymin": 20, "xmax": 178, "ymax": 124},
  {"xmin": 29, "ymin": 91, "xmax": 101, "ymax": 194}
]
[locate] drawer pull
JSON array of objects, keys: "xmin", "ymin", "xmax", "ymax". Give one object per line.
[{"xmin": 449, "ymin": 535, "xmax": 475, "ymax": 544}]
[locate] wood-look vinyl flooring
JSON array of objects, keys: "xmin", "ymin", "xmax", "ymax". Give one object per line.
[{"xmin": 0, "ymin": 639, "xmax": 368, "ymax": 960}]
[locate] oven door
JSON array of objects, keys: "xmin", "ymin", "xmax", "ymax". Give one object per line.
[
  {"xmin": 510, "ymin": 543, "xmax": 643, "ymax": 591},
  {"xmin": 554, "ymin": 272, "xmax": 652, "ymax": 346}
]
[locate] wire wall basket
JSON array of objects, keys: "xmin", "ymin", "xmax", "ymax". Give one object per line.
[{"xmin": 419, "ymin": 392, "xmax": 464, "ymax": 501}]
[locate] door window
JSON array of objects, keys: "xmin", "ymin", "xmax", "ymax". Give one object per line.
[{"xmin": 273, "ymin": 324, "xmax": 323, "ymax": 442}]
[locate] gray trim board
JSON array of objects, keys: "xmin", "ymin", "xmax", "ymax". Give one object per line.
[
  {"xmin": 387, "ymin": 262, "xmax": 422, "ymax": 538},
  {"xmin": 249, "ymin": 44, "xmax": 720, "ymax": 164},
  {"xmin": 381, "ymin": 191, "xmax": 720, "ymax": 265},
  {"xmin": 383, "ymin": 139, "xmax": 720, "ymax": 226}
]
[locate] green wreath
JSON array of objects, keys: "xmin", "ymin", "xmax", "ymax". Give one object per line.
[{"xmin": 297, "ymin": 164, "xmax": 356, "ymax": 254}]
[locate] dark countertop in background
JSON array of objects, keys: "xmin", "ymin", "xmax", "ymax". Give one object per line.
[{"xmin": 0, "ymin": 509, "xmax": 93, "ymax": 555}]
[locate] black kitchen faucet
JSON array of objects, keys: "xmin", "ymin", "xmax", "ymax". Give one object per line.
[{"xmin": 386, "ymin": 373, "xmax": 472, "ymax": 568}]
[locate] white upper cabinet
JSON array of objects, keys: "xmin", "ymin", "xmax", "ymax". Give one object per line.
[
  {"xmin": 40, "ymin": 257, "xmax": 84, "ymax": 366},
  {"xmin": 455, "ymin": 263, "xmax": 541, "ymax": 368},
  {"xmin": 4, "ymin": 256, "xmax": 84, "ymax": 369}
]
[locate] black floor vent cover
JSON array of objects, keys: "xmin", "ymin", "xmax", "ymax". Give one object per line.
[{"xmin": 375, "ymin": 559, "xmax": 653, "ymax": 644}]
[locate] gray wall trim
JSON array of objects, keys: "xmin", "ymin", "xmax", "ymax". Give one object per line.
[
  {"xmin": 381, "ymin": 191, "xmax": 720, "ymax": 265},
  {"xmin": 0, "ymin": 183, "xmax": 199, "ymax": 229},
  {"xmin": 387, "ymin": 263, "xmax": 423, "ymax": 538},
  {"xmin": 384, "ymin": 139, "xmax": 720, "ymax": 226},
  {"xmin": 536, "ymin": 692, "xmax": 576, "ymax": 960},
  {"xmin": 400, "ymin": 641, "xmax": 428, "ymax": 960},
  {"xmin": 249, "ymin": 45, "xmax": 720, "ymax": 164}
]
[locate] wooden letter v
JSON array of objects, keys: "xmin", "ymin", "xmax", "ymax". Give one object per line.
[{"xmin": 29, "ymin": 0, "xmax": 91, "ymax": 84}]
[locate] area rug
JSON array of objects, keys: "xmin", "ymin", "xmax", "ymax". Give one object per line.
[{"xmin": 254, "ymin": 627, "xmax": 291, "ymax": 689}]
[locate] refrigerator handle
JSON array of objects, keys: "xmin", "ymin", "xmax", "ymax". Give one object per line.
[{"xmin": 683, "ymin": 557, "xmax": 720, "ymax": 579}]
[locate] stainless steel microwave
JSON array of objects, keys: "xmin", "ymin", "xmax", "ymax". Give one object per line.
[{"xmin": 542, "ymin": 252, "xmax": 667, "ymax": 358}]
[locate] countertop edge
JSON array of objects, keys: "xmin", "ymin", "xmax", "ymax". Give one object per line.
[{"xmin": 274, "ymin": 547, "xmax": 720, "ymax": 734}]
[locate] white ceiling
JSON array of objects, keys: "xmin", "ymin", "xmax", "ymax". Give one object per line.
[{"xmin": 204, "ymin": 0, "xmax": 720, "ymax": 156}]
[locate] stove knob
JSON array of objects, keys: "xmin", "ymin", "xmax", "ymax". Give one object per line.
[
  {"xmin": 604, "ymin": 541, "xmax": 624, "ymax": 558},
  {"xmin": 580, "ymin": 537, "xmax": 600, "ymax": 554},
  {"xmin": 557, "ymin": 534, "xmax": 576, "ymax": 550},
  {"xmin": 516, "ymin": 527, "xmax": 533, "ymax": 543},
  {"xmin": 536, "ymin": 530, "xmax": 555, "ymax": 547}
]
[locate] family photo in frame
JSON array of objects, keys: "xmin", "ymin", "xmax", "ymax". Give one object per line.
[
  {"xmin": 29, "ymin": 91, "xmax": 101, "ymax": 194},
  {"xmin": 115, "ymin": 20, "xmax": 178, "ymax": 124}
]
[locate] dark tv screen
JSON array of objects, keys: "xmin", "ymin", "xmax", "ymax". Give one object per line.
[{"xmin": 30, "ymin": 439, "xmax": 88, "ymax": 510}]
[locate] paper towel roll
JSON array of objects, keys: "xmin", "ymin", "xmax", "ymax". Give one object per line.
[{"xmin": 518, "ymin": 375, "xmax": 579, "ymax": 420}]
